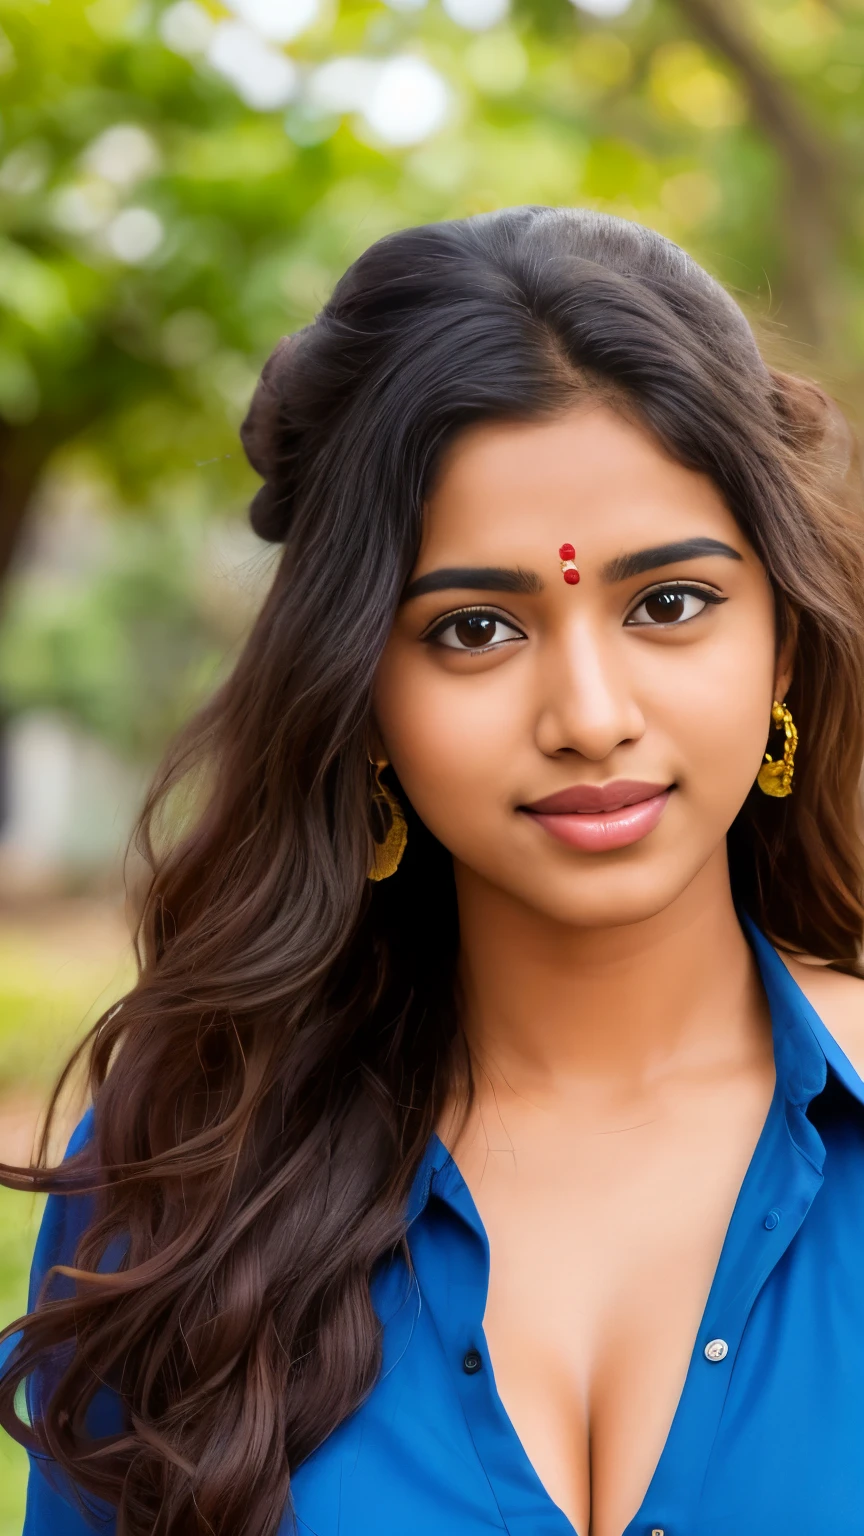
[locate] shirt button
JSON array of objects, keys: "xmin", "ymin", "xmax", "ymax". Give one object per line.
[
  {"xmin": 704, "ymin": 1338, "xmax": 729, "ymax": 1362},
  {"xmin": 764, "ymin": 1209, "xmax": 780, "ymax": 1230},
  {"xmin": 651, "ymin": 1528, "xmax": 665, "ymax": 1535},
  {"xmin": 463, "ymin": 1350, "xmax": 482, "ymax": 1374}
]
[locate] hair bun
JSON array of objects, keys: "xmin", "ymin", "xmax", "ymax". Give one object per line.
[{"xmin": 240, "ymin": 332, "xmax": 306, "ymax": 543}]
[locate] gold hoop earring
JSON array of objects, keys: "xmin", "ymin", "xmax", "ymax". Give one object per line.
[
  {"xmin": 757, "ymin": 700, "xmax": 798, "ymax": 798},
  {"xmin": 368, "ymin": 758, "xmax": 408, "ymax": 880}
]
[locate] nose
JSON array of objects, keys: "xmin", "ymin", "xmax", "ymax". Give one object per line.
[{"xmin": 534, "ymin": 623, "xmax": 646, "ymax": 763}]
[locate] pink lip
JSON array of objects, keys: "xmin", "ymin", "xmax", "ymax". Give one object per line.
[{"xmin": 520, "ymin": 781, "xmax": 673, "ymax": 853}]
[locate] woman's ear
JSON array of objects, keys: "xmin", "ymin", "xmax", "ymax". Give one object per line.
[
  {"xmin": 367, "ymin": 721, "xmax": 388, "ymax": 763},
  {"xmin": 774, "ymin": 604, "xmax": 799, "ymax": 701}
]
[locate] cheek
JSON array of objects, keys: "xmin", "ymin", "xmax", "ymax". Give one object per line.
[
  {"xmin": 373, "ymin": 650, "xmax": 524, "ymax": 835},
  {"xmin": 647, "ymin": 606, "xmax": 776, "ymax": 809}
]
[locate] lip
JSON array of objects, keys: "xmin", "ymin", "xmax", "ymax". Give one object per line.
[
  {"xmin": 524, "ymin": 779, "xmax": 670, "ymax": 815},
  {"xmin": 520, "ymin": 780, "xmax": 674, "ymax": 854}
]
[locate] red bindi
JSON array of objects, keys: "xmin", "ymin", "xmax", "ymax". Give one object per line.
[{"xmin": 558, "ymin": 543, "xmax": 580, "ymax": 584}]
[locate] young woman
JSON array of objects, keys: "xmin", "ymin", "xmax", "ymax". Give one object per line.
[{"xmin": 3, "ymin": 205, "xmax": 864, "ymax": 1536}]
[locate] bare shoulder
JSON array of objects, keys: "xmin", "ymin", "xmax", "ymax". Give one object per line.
[{"xmin": 781, "ymin": 952, "xmax": 864, "ymax": 1081}]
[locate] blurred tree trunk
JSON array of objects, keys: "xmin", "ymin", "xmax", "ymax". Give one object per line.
[
  {"xmin": 0, "ymin": 422, "xmax": 55, "ymax": 585},
  {"xmin": 0, "ymin": 415, "xmax": 91, "ymax": 589},
  {"xmin": 675, "ymin": 0, "xmax": 842, "ymax": 354}
]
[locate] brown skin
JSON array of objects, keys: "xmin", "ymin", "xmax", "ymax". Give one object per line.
[{"xmin": 372, "ymin": 403, "xmax": 864, "ymax": 1536}]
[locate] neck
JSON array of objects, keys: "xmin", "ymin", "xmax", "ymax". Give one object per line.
[{"xmin": 452, "ymin": 847, "xmax": 771, "ymax": 1112}]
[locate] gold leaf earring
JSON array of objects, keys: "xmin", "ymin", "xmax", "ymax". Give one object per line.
[
  {"xmin": 757, "ymin": 700, "xmax": 798, "ymax": 798},
  {"xmin": 368, "ymin": 758, "xmax": 408, "ymax": 880}
]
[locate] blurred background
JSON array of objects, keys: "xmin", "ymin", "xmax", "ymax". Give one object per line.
[{"xmin": 0, "ymin": 0, "xmax": 862, "ymax": 1521}]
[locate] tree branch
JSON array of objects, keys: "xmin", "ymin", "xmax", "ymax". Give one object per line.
[{"xmin": 673, "ymin": 0, "xmax": 842, "ymax": 348}]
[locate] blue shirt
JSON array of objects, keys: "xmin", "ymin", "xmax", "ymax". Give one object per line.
[{"xmin": 16, "ymin": 919, "xmax": 864, "ymax": 1535}]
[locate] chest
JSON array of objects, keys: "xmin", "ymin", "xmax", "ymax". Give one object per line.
[
  {"xmin": 288, "ymin": 1092, "xmax": 864, "ymax": 1536},
  {"xmin": 457, "ymin": 1082, "xmax": 776, "ymax": 1536}
]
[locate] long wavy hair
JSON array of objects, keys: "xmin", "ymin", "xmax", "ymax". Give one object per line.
[{"xmin": 2, "ymin": 206, "xmax": 863, "ymax": 1536}]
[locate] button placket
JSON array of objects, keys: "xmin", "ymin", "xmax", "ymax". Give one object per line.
[{"xmin": 624, "ymin": 1081, "xmax": 826, "ymax": 1536}]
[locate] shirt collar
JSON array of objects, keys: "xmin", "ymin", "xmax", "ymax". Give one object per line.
[
  {"xmin": 407, "ymin": 915, "xmax": 864, "ymax": 1224},
  {"xmin": 406, "ymin": 1124, "xmax": 455, "ymax": 1225},
  {"xmin": 743, "ymin": 912, "xmax": 864, "ymax": 1113}
]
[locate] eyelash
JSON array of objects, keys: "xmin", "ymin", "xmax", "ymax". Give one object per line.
[
  {"xmin": 423, "ymin": 583, "xmax": 726, "ymax": 651},
  {"xmin": 624, "ymin": 581, "xmax": 727, "ymax": 627},
  {"xmin": 423, "ymin": 605, "xmax": 525, "ymax": 650}
]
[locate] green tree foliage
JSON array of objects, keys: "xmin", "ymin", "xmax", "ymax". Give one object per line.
[{"xmin": 0, "ymin": 0, "xmax": 861, "ymax": 754}]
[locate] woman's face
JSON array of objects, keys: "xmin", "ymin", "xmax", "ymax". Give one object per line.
[{"xmin": 373, "ymin": 402, "xmax": 787, "ymax": 929}]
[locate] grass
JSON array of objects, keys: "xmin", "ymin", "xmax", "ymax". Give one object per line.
[
  {"xmin": 0, "ymin": 900, "xmax": 133, "ymax": 1536},
  {"xmin": 0, "ymin": 1187, "xmax": 44, "ymax": 1532}
]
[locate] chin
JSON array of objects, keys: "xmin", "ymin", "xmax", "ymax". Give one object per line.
[
  {"xmin": 528, "ymin": 887, "xmax": 685, "ymax": 931},
  {"xmin": 511, "ymin": 853, "xmax": 711, "ymax": 930}
]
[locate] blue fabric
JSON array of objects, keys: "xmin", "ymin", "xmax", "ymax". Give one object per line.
[{"xmin": 14, "ymin": 918, "xmax": 864, "ymax": 1535}]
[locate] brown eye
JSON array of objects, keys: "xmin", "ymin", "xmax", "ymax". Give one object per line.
[
  {"xmin": 626, "ymin": 586, "xmax": 722, "ymax": 628},
  {"xmin": 454, "ymin": 615, "xmax": 498, "ymax": 647},
  {"xmin": 644, "ymin": 591, "xmax": 686, "ymax": 623},
  {"xmin": 428, "ymin": 610, "xmax": 525, "ymax": 650}
]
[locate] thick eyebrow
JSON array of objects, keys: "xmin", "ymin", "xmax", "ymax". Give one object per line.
[
  {"xmin": 402, "ymin": 565, "xmax": 544, "ymax": 602},
  {"xmin": 601, "ymin": 537, "xmax": 743, "ymax": 584}
]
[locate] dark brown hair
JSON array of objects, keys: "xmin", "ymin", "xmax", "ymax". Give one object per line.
[{"xmin": 2, "ymin": 206, "xmax": 863, "ymax": 1535}]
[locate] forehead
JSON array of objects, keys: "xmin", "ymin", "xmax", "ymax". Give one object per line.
[{"xmin": 422, "ymin": 402, "xmax": 741, "ymax": 557}]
